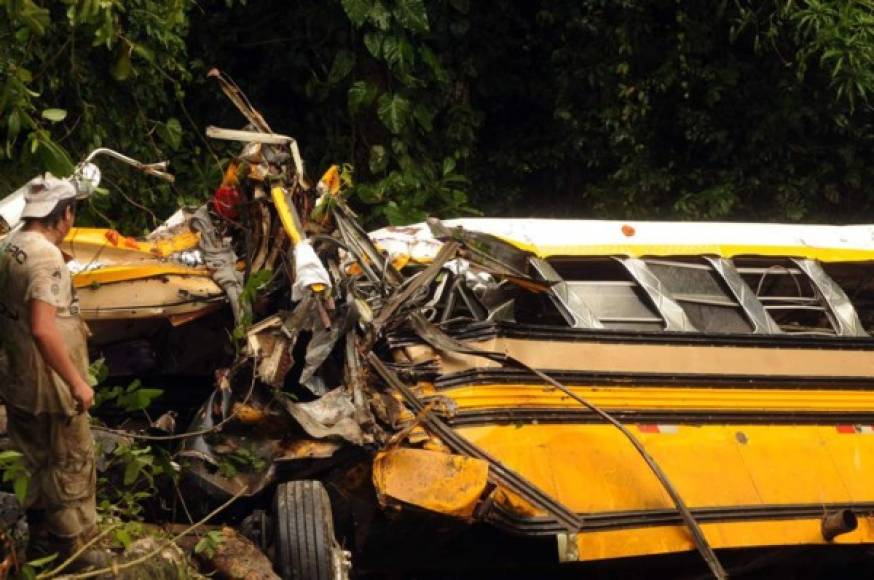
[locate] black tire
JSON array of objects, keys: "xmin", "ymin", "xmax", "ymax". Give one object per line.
[{"xmin": 273, "ymin": 480, "xmax": 340, "ymax": 580}]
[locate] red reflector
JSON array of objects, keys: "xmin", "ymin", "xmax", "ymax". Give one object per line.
[
  {"xmin": 836, "ymin": 425, "xmax": 856, "ymax": 434},
  {"xmin": 638, "ymin": 424, "xmax": 660, "ymax": 433}
]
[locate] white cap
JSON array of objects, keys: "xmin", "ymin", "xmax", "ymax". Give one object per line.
[{"xmin": 20, "ymin": 173, "xmax": 87, "ymax": 219}]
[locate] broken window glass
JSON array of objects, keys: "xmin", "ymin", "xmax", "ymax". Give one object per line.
[
  {"xmin": 645, "ymin": 258, "xmax": 754, "ymax": 334},
  {"xmin": 822, "ymin": 263, "xmax": 874, "ymax": 333},
  {"xmin": 734, "ymin": 258, "xmax": 838, "ymax": 335},
  {"xmin": 549, "ymin": 258, "xmax": 664, "ymax": 331}
]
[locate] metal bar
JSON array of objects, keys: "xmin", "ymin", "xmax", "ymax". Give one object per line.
[
  {"xmin": 83, "ymin": 148, "xmax": 174, "ymax": 182},
  {"xmin": 530, "ymin": 257, "xmax": 604, "ymax": 329},
  {"xmin": 206, "ymin": 126, "xmax": 305, "ymax": 179},
  {"xmin": 706, "ymin": 257, "xmax": 781, "ymax": 335},
  {"xmin": 794, "ymin": 258, "xmax": 868, "ymax": 338},
  {"xmin": 620, "ymin": 258, "xmax": 697, "ymax": 332}
]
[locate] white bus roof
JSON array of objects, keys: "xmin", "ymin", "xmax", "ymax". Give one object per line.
[{"xmin": 370, "ymin": 218, "xmax": 874, "ymax": 263}]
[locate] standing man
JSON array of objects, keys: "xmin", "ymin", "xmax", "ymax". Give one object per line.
[{"xmin": 0, "ymin": 174, "xmax": 98, "ymax": 560}]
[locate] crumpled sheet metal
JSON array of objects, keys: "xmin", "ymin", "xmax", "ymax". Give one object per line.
[
  {"xmin": 794, "ymin": 258, "xmax": 868, "ymax": 337},
  {"xmin": 621, "ymin": 257, "xmax": 695, "ymax": 332},
  {"xmin": 705, "ymin": 257, "xmax": 781, "ymax": 334},
  {"xmin": 373, "ymin": 241, "xmax": 460, "ymax": 330},
  {"xmin": 274, "ymin": 387, "xmax": 365, "ymax": 445},
  {"xmin": 372, "ymin": 447, "xmax": 489, "ymax": 519},
  {"xmin": 246, "ymin": 315, "xmax": 295, "ymax": 388},
  {"xmin": 190, "ymin": 205, "xmax": 246, "ymax": 324},
  {"xmin": 178, "ymin": 381, "xmax": 234, "ymax": 465},
  {"xmin": 299, "ymin": 326, "xmax": 339, "ymax": 396}
]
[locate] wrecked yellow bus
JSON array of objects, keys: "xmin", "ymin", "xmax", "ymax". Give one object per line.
[
  {"xmin": 27, "ymin": 211, "xmax": 874, "ymax": 577},
  {"xmin": 5, "ymin": 76, "xmax": 874, "ymax": 578}
]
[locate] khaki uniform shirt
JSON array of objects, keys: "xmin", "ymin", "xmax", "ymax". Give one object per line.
[{"xmin": 0, "ymin": 230, "xmax": 87, "ymax": 415}]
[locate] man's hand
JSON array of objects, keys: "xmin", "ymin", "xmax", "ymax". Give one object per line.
[
  {"xmin": 71, "ymin": 380, "xmax": 95, "ymax": 412},
  {"xmin": 31, "ymin": 300, "xmax": 93, "ymax": 413}
]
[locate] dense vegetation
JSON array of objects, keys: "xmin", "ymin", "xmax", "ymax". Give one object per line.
[{"xmin": 3, "ymin": 0, "xmax": 874, "ymax": 232}]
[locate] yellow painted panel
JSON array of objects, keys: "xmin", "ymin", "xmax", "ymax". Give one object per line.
[
  {"xmin": 572, "ymin": 517, "xmax": 874, "ymax": 562},
  {"xmin": 734, "ymin": 428, "xmax": 851, "ymax": 505},
  {"xmin": 456, "ymin": 424, "xmax": 874, "ymax": 515},
  {"xmin": 372, "ymin": 448, "xmax": 489, "ymax": 518},
  {"xmin": 442, "ymin": 384, "xmax": 874, "ymax": 413},
  {"xmin": 64, "ymin": 227, "xmax": 199, "ymax": 259},
  {"xmin": 824, "ymin": 437, "xmax": 874, "ymax": 502}
]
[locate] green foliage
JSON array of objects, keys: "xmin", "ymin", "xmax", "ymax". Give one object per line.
[
  {"xmin": 18, "ymin": 552, "xmax": 58, "ymax": 580},
  {"xmin": 0, "ymin": 0, "xmax": 220, "ymax": 234},
  {"xmin": 97, "ymin": 441, "xmax": 175, "ymax": 520},
  {"xmin": 216, "ymin": 444, "xmax": 267, "ymax": 479},
  {"xmin": 87, "ymin": 357, "xmax": 109, "ymax": 387},
  {"xmin": 88, "ymin": 358, "xmax": 165, "ymax": 538},
  {"xmin": 6, "ymin": 0, "xmax": 874, "ymax": 231},
  {"xmin": 194, "ymin": 529, "xmax": 225, "ymax": 558},
  {"xmin": 112, "ymin": 521, "xmax": 145, "ymax": 550},
  {"xmin": 230, "ymin": 267, "xmax": 273, "ymax": 342},
  {"xmin": 0, "ymin": 449, "xmax": 29, "ymax": 505},
  {"xmin": 96, "ymin": 378, "xmax": 163, "ymax": 412},
  {"xmin": 736, "ymin": 0, "xmax": 874, "ymax": 111}
]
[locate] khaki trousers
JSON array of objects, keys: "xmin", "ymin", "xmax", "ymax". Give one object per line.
[{"xmin": 6, "ymin": 406, "xmax": 97, "ymax": 543}]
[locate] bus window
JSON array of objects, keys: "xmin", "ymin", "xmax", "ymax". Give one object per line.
[
  {"xmin": 645, "ymin": 258, "xmax": 754, "ymax": 334},
  {"xmin": 549, "ymin": 258, "xmax": 665, "ymax": 331},
  {"xmin": 734, "ymin": 258, "xmax": 838, "ymax": 335}
]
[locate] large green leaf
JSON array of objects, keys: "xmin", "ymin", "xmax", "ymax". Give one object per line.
[
  {"xmin": 383, "ymin": 200, "xmax": 427, "ymax": 225},
  {"xmin": 369, "ymin": 144, "xmax": 388, "ymax": 173},
  {"xmin": 348, "ymin": 81, "xmax": 378, "ymax": 114},
  {"xmin": 419, "ymin": 46, "xmax": 448, "ymax": 83},
  {"xmin": 0, "ymin": 450, "xmax": 22, "ymax": 462},
  {"xmin": 383, "ymin": 37, "xmax": 415, "ymax": 74},
  {"xmin": 13, "ymin": 475, "xmax": 28, "ymax": 505},
  {"xmin": 341, "ymin": 0, "xmax": 372, "ymax": 27},
  {"xmin": 363, "ymin": 31, "xmax": 384, "ymax": 59},
  {"xmin": 413, "ymin": 102, "xmax": 435, "ymax": 132},
  {"xmin": 396, "ymin": 0, "xmax": 429, "ymax": 33},
  {"xmin": 377, "ymin": 93, "xmax": 411, "ymax": 134},
  {"xmin": 41, "ymin": 108, "xmax": 67, "ymax": 123},
  {"xmin": 36, "ymin": 138, "xmax": 74, "ymax": 177},
  {"xmin": 328, "ymin": 49, "xmax": 356, "ymax": 84},
  {"xmin": 111, "ymin": 48, "xmax": 133, "ymax": 82},
  {"xmin": 367, "ymin": 1, "xmax": 392, "ymax": 31},
  {"xmin": 156, "ymin": 118, "xmax": 182, "ymax": 151}
]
